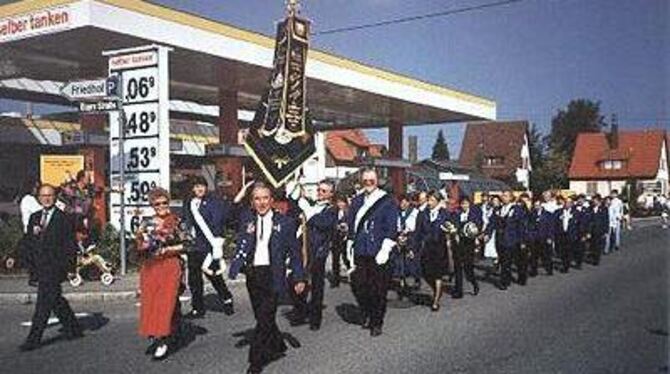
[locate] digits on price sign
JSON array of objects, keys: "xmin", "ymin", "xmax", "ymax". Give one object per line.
[
  {"xmin": 125, "ymin": 76, "xmax": 156, "ymax": 101},
  {"xmin": 125, "ymin": 110, "xmax": 156, "ymax": 135},
  {"xmin": 127, "ymin": 146, "xmax": 157, "ymax": 169},
  {"xmin": 128, "ymin": 180, "xmax": 158, "ymax": 203}
]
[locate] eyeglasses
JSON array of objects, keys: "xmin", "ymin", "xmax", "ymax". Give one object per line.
[{"xmin": 152, "ymin": 200, "xmax": 169, "ymax": 207}]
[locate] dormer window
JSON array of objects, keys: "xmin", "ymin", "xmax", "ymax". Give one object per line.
[
  {"xmin": 599, "ymin": 160, "xmax": 623, "ymax": 170},
  {"xmin": 485, "ymin": 156, "xmax": 504, "ymax": 166}
]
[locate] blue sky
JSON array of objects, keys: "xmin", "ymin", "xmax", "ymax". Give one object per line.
[{"xmin": 151, "ymin": 0, "xmax": 668, "ymax": 159}]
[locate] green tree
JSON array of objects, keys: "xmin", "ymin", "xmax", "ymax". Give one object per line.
[
  {"xmin": 548, "ymin": 99, "xmax": 605, "ymax": 157},
  {"xmin": 431, "ymin": 129, "xmax": 450, "ymax": 161}
]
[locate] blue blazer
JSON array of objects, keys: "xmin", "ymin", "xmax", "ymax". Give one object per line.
[
  {"xmin": 182, "ymin": 194, "xmax": 230, "ymax": 253},
  {"xmin": 305, "ymin": 204, "xmax": 338, "ymax": 260},
  {"xmin": 575, "ymin": 206, "xmax": 592, "ymax": 238},
  {"xmin": 590, "ymin": 206, "xmax": 609, "ymax": 238},
  {"xmin": 456, "ymin": 206, "xmax": 483, "ymax": 232},
  {"xmin": 492, "ymin": 204, "xmax": 526, "ymax": 249},
  {"xmin": 228, "ymin": 211, "xmax": 305, "ymax": 295},
  {"xmin": 414, "ymin": 208, "xmax": 451, "ymax": 251},
  {"xmin": 528, "ymin": 208, "xmax": 557, "ymax": 243},
  {"xmin": 347, "ymin": 192, "xmax": 398, "ymax": 257},
  {"xmin": 557, "ymin": 207, "xmax": 580, "ymax": 242}
]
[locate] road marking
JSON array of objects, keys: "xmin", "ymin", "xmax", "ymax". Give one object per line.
[{"xmin": 21, "ymin": 312, "xmax": 91, "ymax": 327}]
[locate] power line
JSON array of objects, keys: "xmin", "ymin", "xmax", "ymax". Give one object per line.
[{"xmin": 314, "ymin": 0, "xmax": 526, "ymax": 36}]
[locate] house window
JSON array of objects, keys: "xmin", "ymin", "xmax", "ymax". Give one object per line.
[
  {"xmin": 600, "ymin": 160, "xmax": 623, "ymax": 170},
  {"xmin": 485, "ymin": 157, "xmax": 504, "ymax": 166},
  {"xmin": 586, "ymin": 182, "xmax": 597, "ymax": 195}
]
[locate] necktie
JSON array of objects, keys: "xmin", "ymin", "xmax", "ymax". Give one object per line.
[
  {"xmin": 259, "ymin": 215, "xmax": 264, "ymax": 239},
  {"xmin": 40, "ymin": 209, "xmax": 49, "ymax": 230}
]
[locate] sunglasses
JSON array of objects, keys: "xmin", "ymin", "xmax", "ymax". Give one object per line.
[{"xmin": 152, "ymin": 200, "xmax": 169, "ymax": 207}]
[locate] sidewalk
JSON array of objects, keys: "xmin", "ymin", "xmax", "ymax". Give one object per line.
[{"xmin": 0, "ymin": 272, "xmax": 245, "ymax": 305}]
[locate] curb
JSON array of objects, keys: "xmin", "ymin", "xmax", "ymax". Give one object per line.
[{"xmin": 0, "ymin": 277, "xmax": 247, "ymax": 305}]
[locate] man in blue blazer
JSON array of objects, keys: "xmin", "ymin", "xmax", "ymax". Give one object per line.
[
  {"xmin": 453, "ymin": 196, "xmax": 482, "ymax": 298},
  {"xmin": 574, "ymin": 195, "xmax": 592, "ymax": 269},
  {"xmin": 288, "ymin": 179, "xmax": 338, "ymax": 330},
  {"xmin": 346, "ymin": 169, "xmax": 398, "ymax": 337},
  {"xmin": 182, "ymin": 176, "xmax": 234, "ymax": 318},
  {"xmin": 492, "ymin": 191, "xmax": 527, "ymax": 290},
  {"xmin": 589, "ymin": 194, "xmax": 609, "ymax": 266},
  {"xmin": 229, "ymin": 182, "xmax": 305, "ymax": 374},
  {"xmin": 557, "ymin": 196, "xmax": 579, "ymax": 273},
  {"xmin": 528, "ymin": 197, "xmax": 557, "ymax": 277}
]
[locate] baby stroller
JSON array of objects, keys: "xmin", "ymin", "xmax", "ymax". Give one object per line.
[{"xmin": 68, "ymin": 229, "xmax": 115, "ymax": 287}]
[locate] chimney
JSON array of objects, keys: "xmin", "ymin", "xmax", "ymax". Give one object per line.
[
  {"xmin": 408, "ymin": 135, "xmax": 418, "ymax": 163},
  {"xmin": 608, "ymin": 114, "xmax": 619, "ymax": 149}
]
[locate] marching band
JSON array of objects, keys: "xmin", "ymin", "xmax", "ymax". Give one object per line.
[{"xmin": 18, "ymin": 169, "xmax": 627, "ymax": 374}]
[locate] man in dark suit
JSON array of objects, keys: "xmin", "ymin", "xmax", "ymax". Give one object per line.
[
  {"xmin": 288, "ymin": 180, "xmax": 338, "ymax": 330},
  {"xmin": 330, "ymin": 194, "xmax": 350, "ymax": 287},
  {"xmin": 182, "ymin": 176, "xmax": 234, "ymax": 318},
  {"xmin": 590, "ymin": 194, "xmax": 609, "ymax": 266},
  {"xmin": 229, "ymin": 182, "xmax": 305, "ymax": 374},
  {"xmin": 20, "ymin": 184, "xmax": 82, "ymax": 351},
  {"xmin": 491, "ymin": 191, "xmax": 527, "ymax": 290},
  {"xmin": 346, "ymin": 169, "xmax": 398, "ymax": 337},
  {"xmin": 453, "ymin": 196, "xmax": 482, "ymax": 298},
  {"xmin": 557, "ymin": 196, "xmax": 579, "ymax": 273}
]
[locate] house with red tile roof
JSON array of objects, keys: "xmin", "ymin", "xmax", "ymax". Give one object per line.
[
  {"xmin": 324, "ymin": 129, "xmax": 386, "ymax": 180},
  {"xmin": 568, "ymin": 128, "xmax": 669, "ymax": 196},
  {"xmin": 458, "ymin": 121, "xmax": 532, "ymax": 189}
]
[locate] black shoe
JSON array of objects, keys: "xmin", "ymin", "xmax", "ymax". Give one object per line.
[
  {"xmin": 65, "ymin": 330, "xmax": 84, "ymax": 340},
  {"xmin": 19, "ymin": 341, "xmax": 40, "ymax": 352},
  {"xmin": 575, "ymin": 264, "xmax": 582, "ymax": 270},
  {"xmin": 518, "ymin": 278, "xmax": 527, "ymax": 286},
  {"xmin": 184, "ymin": 309, "xmax": 205, "ymax": 319},
  {"xmin": 309, "ymin": 323, "xmax": 321, "ymax": 331},
  {"xmin": 370, "ymin": 326, "xmax": 382, "ymax": 337},
  {"xmin": 330, "ymin": 282, "xmax": 340, "ymax": 289},
  {"xmin": 145, "ymin": 339, "xmax": 160, "ymax": 355},
  {"xmin": 528, "ymin": 270, "xmax": 538, "ymax": 277},
  {"xmin": 472, "ymin": 283, "xmax": 480, "ymax": 296},
  {"xmin": 222, "ymin": 299, "xmax": 235, "ymax": 316},
  {"xmin": 247, "ymin": 365, "xmax": 263, "ymax": 374},
  {"xmin": 452, "ymin": 292, "xmax": 463, "ymax": 299},
  {"xmin": 430, "ymin": 304, "xmax": 440, "ymax": 312},
  {"xmin": 498, "ymin": 284, "xmax": 508, "ymax": 291}
]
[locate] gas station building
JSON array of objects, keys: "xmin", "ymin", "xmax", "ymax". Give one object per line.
[{"xmin": 0, "ymin": 0, "xmax": 496, "ymax": 225}]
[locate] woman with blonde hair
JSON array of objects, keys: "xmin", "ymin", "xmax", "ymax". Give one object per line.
[{"xmin": 135, "ymin": 187, "xmax": 190, "ymax": 360}]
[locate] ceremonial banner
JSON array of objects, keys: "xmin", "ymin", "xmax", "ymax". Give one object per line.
[{"xmin": 244, "ymin": 13, "xmax": 315, "ymax": 187}]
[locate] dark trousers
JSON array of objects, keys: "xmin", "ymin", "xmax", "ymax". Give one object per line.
[
  {"xmin": 246, "ymin": 266, "xmax": 286, "ymax": 368},
  {"xmin": 350, "ymin": 256, "xmax": 390, "ymax": 329},
  {"xmin": 499, "ymin": 244, "xmax": 526, "ymax": 286},
  {"xmin": 187, "ymin": 251, "xmax": 233, "ymax": 312},
  {"xmin": 453, "ymin": 239, "xmax": 477, "ymax": 295},
  {"xmin": 26, "ymin": 279, "xmax": 81, "ymax": 343},
  {"xmin": 529, "ymin": 240, "xmax": 553, "ymax": 275},
  {"xmin": 574, "ymin": 238, "xmax": 586, "ymax": 267},
  {"xmin": 590, "ymin": 235, "xmax": 605, "ymax": 265},
  {"xmin": 331, "ymin": 241, "xmax": 345, "ymax": 284},
  {"xmin": 557, "ymin": 236, "xmax": 573, "ymax": 271},
  {"xmin": 290, "ymin": 256, "xmax": 327, "ymax": 326}
]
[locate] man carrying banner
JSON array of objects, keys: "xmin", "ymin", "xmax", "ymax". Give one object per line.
[
  {"xmin": 182, "ymin": 176, "xmax": 234, "ymax": 318},
  {"xmin": 346, "ymin": 168, "xmax": 398, "ymax": 337},
  {"xmin": 287, "ymin": 179, "xmax": 338, "ymax": 330}
]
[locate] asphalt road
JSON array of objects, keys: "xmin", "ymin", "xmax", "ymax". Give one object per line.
[{"xmin": 0, "ymin": 224, "xmax": 667, "ymax": 374}]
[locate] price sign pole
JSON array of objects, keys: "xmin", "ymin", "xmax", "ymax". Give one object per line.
[{"xmin": 104, "ymin": 45, "xmax": 172, "ymax": 275}]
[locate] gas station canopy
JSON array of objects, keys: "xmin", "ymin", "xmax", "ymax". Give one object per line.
[{"xmin": 0, "ymin": 0, "xmax": 496, "ymax": 128}]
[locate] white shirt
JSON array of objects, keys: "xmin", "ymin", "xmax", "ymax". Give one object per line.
[
  {"xmin": 562, "ymin": 208, "xmax": 572, "ymax": 232},
  {"xmin": 429, "ymin": 207, "xmax": 440, "ymax": 222},
  {"xmin": 398, "ymin": 208, "xmax": 418, "ymax": 232},
  {"xmin": 253, "ymin": 211, "xmax": 274, "ymax": 266},
  {"xmin": 501, "ymin": 203, "xmax": 513, "ymax": 217},
  {"xmin": 609, "ymin": 197, "xmax": 623, "ymax": 227},
  {"xmin": 39, "ymin": 207, "xmax": 55, "ymax": 230},
  {"xmin": 20, "ymin": 194, "xmax": 41, "ymax": 233},
  {"xmin": 298, "ymin": 197, "xmax": 328, "ymax": 222}
]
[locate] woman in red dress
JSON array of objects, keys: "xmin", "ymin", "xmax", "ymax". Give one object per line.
[{"xmin": 135, "ymin": 188, "xmax": 188, "ymax": 360}]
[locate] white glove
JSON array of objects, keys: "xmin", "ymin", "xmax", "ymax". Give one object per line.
[
  {"xmin": 375, "ymin": 238, "xmax": 396, "ymax": 265},
  {"xmin": 346, "ymin": 240, "xmax": 355, "ymax": 274},
  {"xmin": 212, "ymin": 237, "xmax": 225, "ymax": 259}
]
